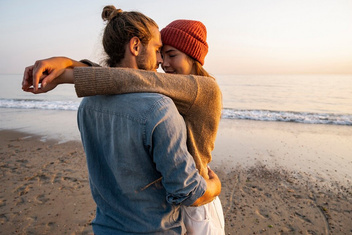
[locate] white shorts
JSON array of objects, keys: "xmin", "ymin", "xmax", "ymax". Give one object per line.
[{"xmin": 182, "ymin": 196, "xmax": 225, "ymax": 235}]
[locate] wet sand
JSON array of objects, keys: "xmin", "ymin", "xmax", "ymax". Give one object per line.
[{"xmin": 1, "ymin": 119, "xmax": 351, "ymax": 234}]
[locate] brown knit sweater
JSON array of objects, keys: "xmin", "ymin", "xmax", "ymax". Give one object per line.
[{"xmin": 73, "ymin": 67, "xmax": 222, "ymax": 178}]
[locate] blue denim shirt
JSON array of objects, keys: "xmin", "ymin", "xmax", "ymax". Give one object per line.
[{"xmin": 77, "ymin": 93, "xmax": 206, "ymax": 234}]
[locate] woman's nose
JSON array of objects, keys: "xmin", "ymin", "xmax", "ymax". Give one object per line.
[
  {"xmin": 162, "ymin": 58, "xmax": 170, "ymax": 67},
  {"xmin": 157, "ymin": 52, "xmax": 163, "ymax": 64}
]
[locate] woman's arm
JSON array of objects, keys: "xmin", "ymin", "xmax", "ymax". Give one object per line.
[
  {"xmin": 73, "ymin": 66, "xmax": 221, "ymax": 116},
  {"xmin": 22, "ymin": 57, "xmax": 219, "ymax": 117}
]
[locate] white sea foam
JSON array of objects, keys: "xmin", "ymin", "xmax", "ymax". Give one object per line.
[
  {"xmin": 2, "ymin": 74, "xmax": 352, "ymax": 126},
  {"xmin": 1, "ymin": 98, "xmax": 351, "ymax": 126},
  {"xmin": 222, "ymin": 108, "xmax": 352, "ymax": 125},
  {"xmin": 0, "ymin": 98, "xmax": 79, "ymax": 111}
]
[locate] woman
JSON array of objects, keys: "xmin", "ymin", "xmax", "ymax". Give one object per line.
[
  {"xmin": 159, "ymin": 19, "xmax": 225, "ymax": 235},
  {"xmin": 23, "ymin": 16, "xmax": 224, "ymax": 235}
]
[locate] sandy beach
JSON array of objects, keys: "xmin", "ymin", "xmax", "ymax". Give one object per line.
[{"xmin": 1, "ymin": 119, "xmax": 351, "ymax": 234}]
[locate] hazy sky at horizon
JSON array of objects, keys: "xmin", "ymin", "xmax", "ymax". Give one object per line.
[{"xmin": 1, "ymin": 0, "xmax": 352, "ymax": 75}]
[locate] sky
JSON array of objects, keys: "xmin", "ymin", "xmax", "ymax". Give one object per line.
[{"xmin": 1, "ymin": 0, "xmax": 352, "ymax": 75}]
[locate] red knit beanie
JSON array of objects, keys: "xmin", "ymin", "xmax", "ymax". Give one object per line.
[{"xmin": 160, "ymin": 20, "xmax": 208, "ymax": 65}]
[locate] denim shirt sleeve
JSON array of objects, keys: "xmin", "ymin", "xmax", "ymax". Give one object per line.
[{"xmin": 145, "ymin": 97, "xmax": 206, "ymax": 207}]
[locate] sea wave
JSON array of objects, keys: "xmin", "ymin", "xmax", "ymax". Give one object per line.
[
  {"xmin": 222, "ymin": 108, "xmax": 352, "ymax": 126},
  {"xmin": 1, "ymin": 99, "xmax": 351, "ymax": 126},
  {"xmin": 0, "ymin": 98, "xmax": 79, "ymax": 111}
]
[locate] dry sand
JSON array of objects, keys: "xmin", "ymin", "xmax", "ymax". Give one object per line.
[
  {"xmin": 1, "ymin": 120, "xmax": 351, "ymax": 234},
  {"xmin": 0, "ymin": 130, "xmax": 94, "ymax": 234}
]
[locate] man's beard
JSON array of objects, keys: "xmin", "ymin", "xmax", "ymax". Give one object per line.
[{"xmin": 136, "ymin": 47, "xmax": 156, "ymax": 71}]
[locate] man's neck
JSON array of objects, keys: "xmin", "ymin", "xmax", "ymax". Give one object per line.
[{"xmin": 115, "ymin": 56, "xmax": 138, "ymax": 69}]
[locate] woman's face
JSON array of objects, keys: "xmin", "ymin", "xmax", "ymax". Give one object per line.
[{"xmin": 161, "ymin": 45, "xmax": 195, "ymax": 75}]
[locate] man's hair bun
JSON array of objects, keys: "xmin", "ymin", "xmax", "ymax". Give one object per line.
[{"xmin": 102, "ymin": 5, "xmax": 123, "ymax": 22}]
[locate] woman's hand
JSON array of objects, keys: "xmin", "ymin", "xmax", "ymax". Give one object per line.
[
  {"xmin": 23, "ymin": 66, "xmax": 74, "ymax": 94},
  {"xmin": 22, "ymin": 57, "xmax": 86, "ymax": 93}
]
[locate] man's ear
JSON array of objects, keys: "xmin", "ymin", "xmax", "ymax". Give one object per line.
[{"xmin": 129, "ymin": 36, "xmax": 142, "ymax": 56}]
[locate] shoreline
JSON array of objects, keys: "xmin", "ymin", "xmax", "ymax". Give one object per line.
[
  {"xmin": 1, "ymin": 120, "xmax": 352, "ymax": 234},
  {"xmin": 0, "ymin": 108, "xmax": 80, "ymax": 143},
  {"xmin": 212, "ymin": 119, "xmax": 352, "ymax": 186}
]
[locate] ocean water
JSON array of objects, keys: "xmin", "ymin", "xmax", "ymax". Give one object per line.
[
  {"xmin": 217, "ymin": 74, "xmax": 352, "ymax": 125},
  {"xmin": 0, "ymin": 74, "xmax": 82, "ymax": 141},
  {"xmin": 1, "ymin": 73, "xmax": 352, "ymax": 140}
]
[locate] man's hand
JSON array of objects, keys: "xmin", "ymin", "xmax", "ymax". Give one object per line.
[
  {"xmin": 192, "ymin": 166, "xmax": 221, "ymax": 206},
  {"xmin": 22, "ymin": 57, "xmax": 87, "ymax": 93}
]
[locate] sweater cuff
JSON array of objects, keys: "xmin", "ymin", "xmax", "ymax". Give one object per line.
[{"xmin": 73, "ymin": 67, "xmax": 116, "ymax": 98}]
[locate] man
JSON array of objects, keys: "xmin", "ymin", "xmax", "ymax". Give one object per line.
[{"xmin": 23, "ymin": 6, "xmax": 221, "ymax": 234}]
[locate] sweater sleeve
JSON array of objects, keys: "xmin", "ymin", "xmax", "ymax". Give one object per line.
[{"xmin": 73, "ymin": 67, "xmax": 203, "ymax": 115}]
